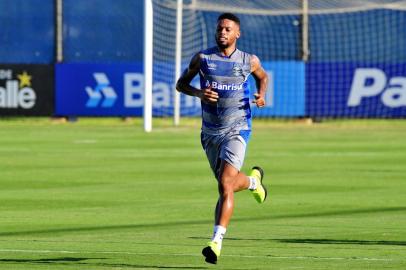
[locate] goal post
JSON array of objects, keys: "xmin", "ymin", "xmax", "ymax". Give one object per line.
[
  {"xmin": 144, "ymin": 0, "xmax": 153, "ymax": 132},
  {"xmin": 174, "ymin": 0, "xmax": 183, "ymax": 126}
]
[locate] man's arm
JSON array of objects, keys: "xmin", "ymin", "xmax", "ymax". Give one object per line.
[
  {"xmin": 251, "ymin": 55, "xmax": 268, "ymax": 108},
  {"xmin": 176, "ymin": 53, "xmax": 218, "ymax": 104}
]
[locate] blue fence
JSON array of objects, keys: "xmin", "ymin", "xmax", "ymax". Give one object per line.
[
  {"xmin": 1, "ymin": 1, "xmax": 405, "ymax": 117},
  {"xmin": 0, "ymin": 0, "xmax": 55, "ymax": 63},
  {"xmin": 62, "ymin": 0, "xmax": 144, "ymax": 63},
  {"xmin": 2, "ymin": 2, "xmax": 405, "ymax": 63},
  {"xmin": 309, "ymin": 9, "xmax": 406, "ymax": 62}
]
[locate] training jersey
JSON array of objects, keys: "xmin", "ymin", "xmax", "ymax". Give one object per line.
[{"xmin": 198, "ymin": 46, "xmax": 252, "ymax": 135}]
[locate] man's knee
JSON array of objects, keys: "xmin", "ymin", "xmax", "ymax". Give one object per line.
[{"xmin": 219, "ymin": 173, "xmax": 236, "ymax": 194}]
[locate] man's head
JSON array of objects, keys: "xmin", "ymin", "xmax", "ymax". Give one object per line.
[{"xmin": 215, "ymin": 13, "xmax": 241, "ymax": 50}]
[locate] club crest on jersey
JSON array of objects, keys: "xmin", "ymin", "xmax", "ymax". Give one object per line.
[{"xmin": 232, "ymin": 63, "xmax": 243, "ymax": 76}]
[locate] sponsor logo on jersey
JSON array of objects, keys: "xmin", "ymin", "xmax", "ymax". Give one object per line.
[{"xmin": 210, "ymin": 81, "xmax": 243, "ymax": 91}]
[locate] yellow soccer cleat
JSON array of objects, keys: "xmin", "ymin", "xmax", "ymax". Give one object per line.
[
  {"xmin": 202, "ymin": 241, "xmax": 221, "ymax": 264},
  {"xmin": 250, "ymin": 166, "xmax": 268, "ymax": 203}
]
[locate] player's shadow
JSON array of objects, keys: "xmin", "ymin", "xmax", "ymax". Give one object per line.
[
  {"xmin": 274, "ymin": 238, "xmax": 406, "ymax": 246},
  {"xmin": 0, "ymin": 257, "xmax": 209, "ymax": 269},
  {"xmin": 189, "ymin": 237, "xmax": 406, "ymax": 247},
  {"xmin": 91, "ymin": 263, "xmax": 209, "ymax": 269},
  {"xmin": 0, "ymin": 257, "xmax": 100, "ymax": 264},
  {"xmin": 247, "ymin": 206, "xmax": 406, "ymax": 221},
  {"xmin": 0, "ymin": 220, "xmax": 210, "ymax": 237},
  {"xmin": 226, "ymin": 237, "xmax": 406, "ymax": 247}
]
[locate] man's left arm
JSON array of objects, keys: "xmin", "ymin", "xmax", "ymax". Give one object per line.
[{"xmin": 251, "ymin": 55, "xmax": 268, "ymax": 108}]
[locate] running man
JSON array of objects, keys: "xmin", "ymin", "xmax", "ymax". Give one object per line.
[{"xmin": 176, "ymin": 12, "xmax": 269, "ymax": 264}]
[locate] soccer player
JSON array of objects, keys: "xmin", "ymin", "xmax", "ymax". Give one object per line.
[{"xmin": 176, "ymin": 12, "xmax": 268, "ymax": 264}]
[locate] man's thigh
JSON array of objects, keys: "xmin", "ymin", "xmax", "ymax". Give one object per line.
[
  {"xmin": 201, "ymin": 131, "xmax": 249, "ymax": 179},
  {"xmin": 220, "ymin": 134, "xmax": 247, "ymax": 172}
]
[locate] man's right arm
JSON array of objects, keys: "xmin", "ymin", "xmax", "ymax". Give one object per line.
[
  {"xmin": 176, "ymin": 53, "xmax": 201, "ymax": 97},
  {"xmin": 176, "ymin": 53, "xmax": 218, "ymax": 104}
]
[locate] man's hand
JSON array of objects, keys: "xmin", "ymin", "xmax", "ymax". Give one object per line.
[
  {"xmin": 251, "ymin": 55, "xmax": 268, "ymax": 109},
  {"xmin": 253, "ymin": 93, "xmax": 265, "ymax": 108},
  {"xmin": 199, "ymin": 85, "xmax": 219, "ymax": 104}
]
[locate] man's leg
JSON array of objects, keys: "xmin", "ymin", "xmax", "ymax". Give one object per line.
[
  {"xmin": 202, "ymin": 134, "xmax": 267, "ymax": 264},
  {"xmin": 203, "ymin": 161, "xmax": 268, "ymax": 264},
  {"xmin": 215, "ymin": 160, "xmax": 249, "ymax": 227},
  {"xmin": 203, "ymin": 161, "xmax": 249, "ymax": 264}
]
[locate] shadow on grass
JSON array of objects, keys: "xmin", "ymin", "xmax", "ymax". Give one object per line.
[
  {"xmin": 0, "ymin": 206, "xmax": 405, "ymax": 237},
  {"xmin": 274, "ymin": 238, "xmax": 406, "ymax": 246},
  {"xmin": 0, "ymin": 257, "xmax": 94, "ymax": 263},
  {"xmin": 256, "ymin": 206, "xmax": 406, "ymax": 220},
  {"xmin": 0, "ymin": 257, "xmax": 208, "ymax": 269},
  {"xmin": 189, "ymin": 236, "xmax": 406, "ymax": 247}
]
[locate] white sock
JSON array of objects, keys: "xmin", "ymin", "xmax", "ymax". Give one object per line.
[
  {"xmin": 211, "ymin": 225, "xmax": 226, "ymax": 245},
  {"xmin": 248, "ymin": 176, "xmax": 258, "ymax": 190}
]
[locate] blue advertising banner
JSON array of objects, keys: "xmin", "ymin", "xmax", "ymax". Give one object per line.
[
  {"xmin": 56, "ymin": 63, "xmax": 201, "ymax": 117},
  {"xmin": 250, "ymin": 61, "xmax": 305, "ymax": 117},
  {"xmin": 56, "ymin": 62, "xmax": 305, "ymax": 117},
  {"xmin": 306, "ymin": 63, "xmax": 406, "ymax": 117},
  {"xmin": 56, "ymin": 63, "xmax": 145, "ymax": 116}
]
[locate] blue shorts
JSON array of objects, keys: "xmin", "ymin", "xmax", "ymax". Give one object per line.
[{"xmin": 201, "ymin": 129, "xmax": 251, "ymax": 180}]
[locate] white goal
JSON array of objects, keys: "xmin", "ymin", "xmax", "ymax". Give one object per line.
[{"xmin": 144, "ymin": 0, "xmax": 406, "ymax": 131}]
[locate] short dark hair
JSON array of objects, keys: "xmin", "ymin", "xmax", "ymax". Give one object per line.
[{"xmin": 217, "ymin": 13, "xmax": 240, "ymax": 26}]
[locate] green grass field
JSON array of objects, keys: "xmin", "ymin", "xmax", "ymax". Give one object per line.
[{"xmin": 0, "ymin": 118, "xmax": 405, "ymax": 270}]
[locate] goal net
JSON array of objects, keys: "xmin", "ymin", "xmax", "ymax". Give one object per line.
[
  {"xmin": 150, "ymin": 0, "xmax": 406, "ymax": 121},
  {"xmin": 305, "ymin": 0, "xmax": 406, "ymax": 118},
  {"xmin": 151, "ymin": 0, "xmax": 302, "ymax": 120}
]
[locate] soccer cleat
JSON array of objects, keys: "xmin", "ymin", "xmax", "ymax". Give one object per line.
[
  {"xmin": 202, "ymin": 241, "xmax": 221, "ymax": 264},
  {"xmin": 250, "ymin": 166, "xmax": 268, "ymax": 203}
]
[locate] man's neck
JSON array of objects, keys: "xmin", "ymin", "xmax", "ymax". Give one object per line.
[{"xmin": 218, "ymin": 45, "xmax": 237, "ymax": 57}]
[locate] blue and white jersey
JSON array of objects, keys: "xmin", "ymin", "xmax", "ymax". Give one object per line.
[{"xmin": 199, "ymin": 46, "xmax": 252, "ymax": 135}]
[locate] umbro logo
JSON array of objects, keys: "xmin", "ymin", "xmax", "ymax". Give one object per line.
[{"xmin": 208, "ymin": 63, "xmax": 217, "ymax": 70}]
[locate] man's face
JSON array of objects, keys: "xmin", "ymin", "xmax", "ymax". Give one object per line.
[{"xmin": 215, "ymin": 19, "xmax": 240, "ymax": 49}]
